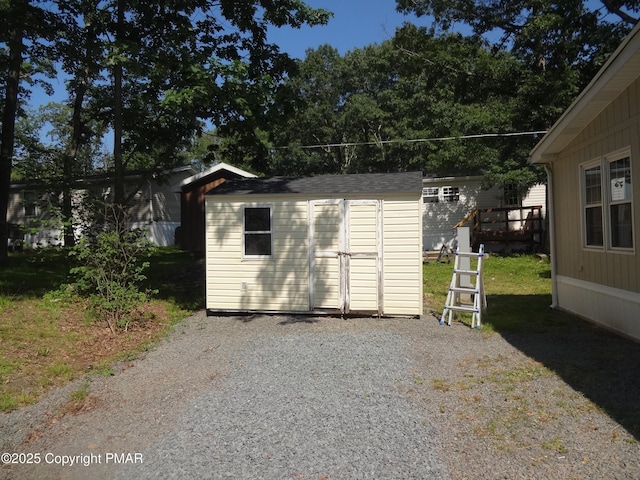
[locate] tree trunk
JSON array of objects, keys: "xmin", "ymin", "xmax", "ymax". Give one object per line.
[
  {"xmin": 0, "ymin": 12, "xmax": 24, "ymax": 266},
  {"xmin": 113, "ymin": 0, "xmax": 125, "ymax": 210},
  {"xmin": 62, "ymin": 81, "xmax": 87, "ymax": 247},
  {"xmin": 63, "ymin": 9, "xmax": 98, "ymax": 247}
]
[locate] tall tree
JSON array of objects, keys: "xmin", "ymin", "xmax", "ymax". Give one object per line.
[
  {"xmin": 265, "ymin": 27, "xmax": 524, "ymax": 177},
  {"xmin": 0, "ymin": 0, "xmax": 57, "ymax": 265},
  {"xmin": 85, "ymin": 0, "xmax": 331, "ymax": 206},
  {"xmin": 395, "ymin": 0, "xmax": 639, "ymax": 188},
  {"xmin": 4, "ymin": 0, "xmax": 330, "ymax": 251}
]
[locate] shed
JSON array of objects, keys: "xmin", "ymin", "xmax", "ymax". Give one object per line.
[
  {"xmin": 529, "ymin": 23, "xmax": 640, "ymax": 341},
  {"xmin": 205, "ymin": 171, "xmax": 423, "ymax": 316},
  {"xmin": 179, "ymin": 162, "xmax": 256, "ymax": 252}
]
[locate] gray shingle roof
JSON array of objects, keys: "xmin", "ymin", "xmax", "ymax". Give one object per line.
[{"xmin": 206, "ymin": 171, "xmax": 423, "ymax": 196}]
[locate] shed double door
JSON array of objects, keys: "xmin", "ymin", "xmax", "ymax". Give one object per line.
[{"xmin": 309, "ymin": 199, "xmax": 382, "ymax": 314}]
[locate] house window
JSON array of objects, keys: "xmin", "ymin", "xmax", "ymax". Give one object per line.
[
  {"xmin": 422, "ymin": 187, "xmax": 439, "ymax": 203},
  {"xmin": 23, "ymin": 191, "xmax": 38, "ymax": 217},
  {"xmin": 442, "ymin": 186, "xmax": 459, "ymax": 202},
  {"xmin": 243, "ymin": 206, "xmax": 272, "ymax": 257},
  {"xmin": 608, "ymin": 155, "xmax": 633, "ymax": 248},
  {"xmin": 581, "ymin": 150, "xmax": 634, "ymax": 251},
  {"xmin": 503, "ymin": 183, "xmax": 520, "ymax": 207},
  {"xmin": 583, "ymin": 164, "xmax": 603, "ymax": 247}
]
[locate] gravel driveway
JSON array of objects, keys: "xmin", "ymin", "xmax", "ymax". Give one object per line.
[{"xmin": 2, "ymin": 311, "xmax": 639, "ymax": 479}]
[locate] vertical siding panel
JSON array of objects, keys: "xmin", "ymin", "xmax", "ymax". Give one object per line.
[{"xmin": 383, "ymin": 197, "xmax": 423, "ymax": 315}]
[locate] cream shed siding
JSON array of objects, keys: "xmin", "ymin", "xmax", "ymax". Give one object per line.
[
  {"xmin": 383, "ymin": 197, "xmax": 423, "ymax": 315},
  {"xmin": 205, "ymin": 172, "xmax": 423, "ymax": 317},
  {"xmin": 206, "ymin": 198, "xmax": 310, "ymax": 312}
]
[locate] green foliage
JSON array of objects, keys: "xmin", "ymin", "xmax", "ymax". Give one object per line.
[
  {"xmin": 265, "ymin": 28, "xmax": 537, "ymax": 183},
  {"xmin": 70, "ymin": 226, "xmax": 156, "ymax": 333}
]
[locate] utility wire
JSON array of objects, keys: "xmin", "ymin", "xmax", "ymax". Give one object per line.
[{"xmin": 276, "ymin": 130, "xmax": 547, "ymax": 150}]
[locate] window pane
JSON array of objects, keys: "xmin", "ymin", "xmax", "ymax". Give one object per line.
[
  {"xmin": 584, "ymin": 166, "xmax": 601, "ymax": 205},
  {"xmin": 585, "ymin": 206, "xmax": 603, "ymax": 246},
  {"xmin": 245, "ymin": 233, "xmax": 272, "ymax": 256},
  {"xmin": 422, "ymin": 187, "xmax": 439, "ymax": 203},
  {"xmin": 503, "ymin": 184, "xmax": 519, "ymax": 207},
  {"xmin": 442, "ymin": 186, "xmax": 459, "ymax": 202},
  {"xmin": 244, "ymin": 207, "xmax": 270, "ymax": 231},
  {"xmin": 610, "ymin": 203, "xmax": 633, "ymax": 248},
  {"xmin": 609, "ymin": 157, "xmax": 631, "ymax": 202}
]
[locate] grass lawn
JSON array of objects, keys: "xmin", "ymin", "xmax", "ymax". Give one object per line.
[
  {"xmin": 0, "ymin": 247, "xmax": 204, "ymax": 411},
  {"xmin": 423, "ymin": 252, "xmax": 576, "ymax": 335},
  {"xmin": 1, "ymin": 248, "xmax": 566, "ymax": 412}
]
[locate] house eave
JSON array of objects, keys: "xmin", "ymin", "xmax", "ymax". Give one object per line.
[{"xmin": 179, "ymin": 162, "xmax": 257, "ymax": 189}]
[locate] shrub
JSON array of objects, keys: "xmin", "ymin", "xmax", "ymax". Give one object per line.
[{"xmin": 70, "ymin": 226, "xmax": 156, "ymax": 333}]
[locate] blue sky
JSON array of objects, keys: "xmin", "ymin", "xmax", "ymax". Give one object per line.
[
  {"xmin": 268, "ymin": 0, "xmax": 429, "ymax": 58},
  {"xmin": 35, "ymin": 1, "xmax": 425, "ymax": 107}
]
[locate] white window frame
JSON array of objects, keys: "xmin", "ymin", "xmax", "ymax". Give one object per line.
[
  {"xmin": 23, "ymin": 191, "xmax": 38, "ymax": 218},
  {"xmin": 605, "ymin": 150, "xmax": 634, "ymax": 251},
  {"xmin": 580, "ymin": 148, "xmax": 634, "ymax": 253},
  {"xmin": 503, "ymin": 183, "xmax": 520, "ymax": 207},
  {"xmin": 580, "ymin": 159, "xmax": 604, "ymax": 249},
  {"xmin": 422, "ymin": 187, "xmax": 439, "ymax": 203},
  {"xmin": 242, "ymin": 204, "xmax": 273, "ymax": 259},
  {"xmin": 442, "ymin": 186, "xmax": 460, "ymax": 202}
]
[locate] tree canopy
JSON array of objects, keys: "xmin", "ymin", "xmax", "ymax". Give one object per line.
[
  {"xmin": 0, "ymin": 0, "xmax": 330, "ymax": 262},
  {"xmin": 252, "ymin": 1, "xmax": 639, "ymax": 190},
  {"xmin": 4, "ymin": 0, "xmax": 640, "ymax": 264}
]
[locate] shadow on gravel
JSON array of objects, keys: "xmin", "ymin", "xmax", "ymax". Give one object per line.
[
  {"xmin": 486, "ymin": 294, "xmax": 640, "ymax": 441},
  {"xmin": 278, "ymin": 316, "xmax": 321, "ymax": 325}
]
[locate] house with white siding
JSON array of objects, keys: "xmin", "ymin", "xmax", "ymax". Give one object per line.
[
  {"xmin": 422, "ymin": 175, "xmax": 546, "ymax": 252},
  {"xmin": 204, "ymin": 171, "xmax": 423, "ymax": 316},
  {"xmin": 8, "ymin": 166, "xmax": 194, "ymax": 247},
  {"xmin": 529, "ymin": 23, "xmax": 640, "ymax": 341}
]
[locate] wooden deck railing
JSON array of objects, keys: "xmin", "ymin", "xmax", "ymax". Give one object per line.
[{"xmin": 455, "ymin": 206, "xmax": 544, "ymax": 252}]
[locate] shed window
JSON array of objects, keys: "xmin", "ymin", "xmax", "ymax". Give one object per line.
[{"xmin": 243, "ymin": 206, "xmax": 272, "ymax": 257}]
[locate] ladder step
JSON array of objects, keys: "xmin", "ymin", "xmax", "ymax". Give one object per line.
[
  {"xmin": 449, "ymin": 287, "xmax": 478, "ymax": 294},
  {"xmin": 453, "ymin": 269, "xmax": 480, "ymax": 275},
  {"xmin": 455, "ymin": 252, "xmax": 486, "ymax": 258},
  {"xmin": 444, "ymin": 305, "xmax": 479, "ymax": 313}
]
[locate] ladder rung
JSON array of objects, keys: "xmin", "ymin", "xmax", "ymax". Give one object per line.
[
  {"xmin": 449, "ymin": 287, "xmax": 478, "ymax": 294},
  {"xmin": 453, "ymin": 269, "xmax": 480, "ymax": 275},
  {"xmin": 455, "ymin": 252, "xmax": 486, "ymax": 258},
  {"xmin": 444, "ymin": 305, "xmax": 479, "ymax": 313}
]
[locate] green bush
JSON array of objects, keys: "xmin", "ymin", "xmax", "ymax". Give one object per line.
[{"xmin": 70, "ymin": 228, "xmax": 156, "ymax": 333}]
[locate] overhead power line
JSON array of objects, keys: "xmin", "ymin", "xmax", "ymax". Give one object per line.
[{"xmin": 277, "ymin": 131, "xmax": 547, "ymax": 150}]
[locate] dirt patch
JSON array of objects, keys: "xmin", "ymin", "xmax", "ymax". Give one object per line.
[{"xmin": 0, "ymin": 300, "xmax": 171, "ymax": 411}]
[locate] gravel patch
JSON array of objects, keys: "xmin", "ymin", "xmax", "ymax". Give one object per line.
[{"xmin": 1, "ymin": 311, "xmax": 639, "ymax": 480}]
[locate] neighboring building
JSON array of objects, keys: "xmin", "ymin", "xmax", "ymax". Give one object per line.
[
  {"xmin": 204, "ymin": 171, "xmax": 423, "ymax": 316},
  {"xmin": 179, "ymin": 162, "xmax": 256, "ymax": 253},
  {"xmin": 529, "ymin": 23, "xmax": 640, "ymax": 341},
  {"xmin": 421, "ymin": 175, "xmax": 546, "ymax": 252},
  {"xmin": 8, "ymin": 166, "xmax": 195, "ymax": 247}
]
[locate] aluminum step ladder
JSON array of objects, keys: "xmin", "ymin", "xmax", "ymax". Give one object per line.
[{"xmin": 440, "ymin": 244, "xmax": 487, "ymax": 329}]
